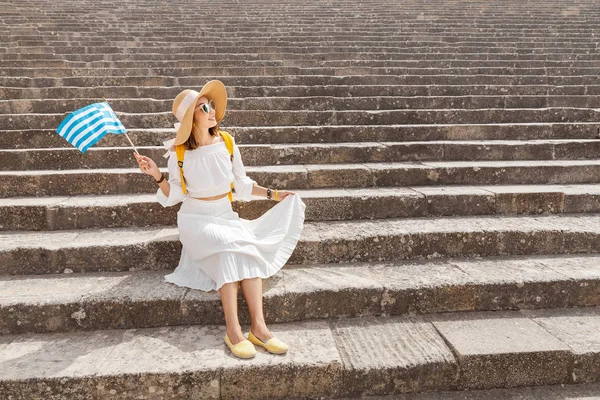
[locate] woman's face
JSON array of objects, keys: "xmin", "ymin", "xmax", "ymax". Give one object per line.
[{"xmin": 193, "ymin": 96, "xmax": 217, "ymax": 130}]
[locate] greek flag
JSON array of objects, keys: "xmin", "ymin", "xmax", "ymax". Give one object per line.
[{"xmin": 56, "ymin": 101, "xmax": 127, "ymax": 153}]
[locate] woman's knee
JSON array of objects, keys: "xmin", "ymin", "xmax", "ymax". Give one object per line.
[
  {"xmin": 240, "ymin": 277, "xmax": 261, "ymax": 286},
  {"xmin": 219, "ymin": 281, "xmax": 240, "ymax": 295}
]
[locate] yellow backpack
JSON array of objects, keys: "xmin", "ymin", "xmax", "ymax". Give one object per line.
[{"xmin": 175, "ymin": 130, "xmax": 235, "ymax": 203}]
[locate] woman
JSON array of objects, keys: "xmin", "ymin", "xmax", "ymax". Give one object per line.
[{"xmin": 133, "ymin": 80, "xmax": 306, "ymax": 359}]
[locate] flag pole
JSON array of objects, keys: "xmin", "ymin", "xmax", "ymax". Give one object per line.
[{"xmin": 103, "ymin": 97, "xmax": 140, "ymax": 156}]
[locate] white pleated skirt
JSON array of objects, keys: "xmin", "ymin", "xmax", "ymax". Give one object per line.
[{"xmin": 164, "ymin": 193, "xmax": 306, "ymax": 292}]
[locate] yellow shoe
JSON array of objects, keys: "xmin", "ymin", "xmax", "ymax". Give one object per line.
[
  {"xmin": 224, "ymin": 333, "xmax": 256, "ymax": 359},
  {"xmin": 247, "ymin": 330, "xmax": 288, "ymax": 354}
]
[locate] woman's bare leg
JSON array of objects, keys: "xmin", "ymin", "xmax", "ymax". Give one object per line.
[
  {"xmin": 218, "ymin": 281, "xmax": 246, "ymax": 344},
  {"xmin": 240, "ymin": 277, "xmax": 273, "ymax": 341}
]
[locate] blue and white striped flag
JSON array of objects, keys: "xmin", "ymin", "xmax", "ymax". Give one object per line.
[{"xmin": 56, "ymin": 101, "xmax": 127, "ymax": 153}]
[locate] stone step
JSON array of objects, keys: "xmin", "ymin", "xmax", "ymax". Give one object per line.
[
  {"xmin": 4, "ymin": 107, "xmax": 600, "ymax": 130},
  {"xmin": 4, "ymin": 95, "xmax": 600, "ymax": 114},
  {"xmin": 4, "ymin": 40, "xmax": 599, "ymax": 52},
  {"xmin": 3, "ymin": 58, "xmax": 600, "ymax": 69},
  {"xmin": 5, "ymin": 45, "xmax": 600, "ymax": 58},
  {"xmin": 4, "ymin": 42, "xmax": 599, "ymax": 54},
  {"xmin": 1, "ymin": 306, "xmax": 598, "ymax": 398},
  {"xmin": 5, "ymin": 66, "xmax": 600, "ymax": 78},
  {"xmin": 1, "ymin": 29, "xmax": 598, "ymax": 38},
  {"xmin": 12, "ymin": 51, "xmax": 600, "ymax": 62},
  {"xmin": 8, "ymin": 32, "xmax": 591, "ymax": 40},
  {"xmin": 342, "ymin": 383, "xmax": 600, "ymax": 400},
  {"xmin": 3, "ymin": 25, "xmax": 596, "ymax": 33},
  {"xmin": 22, "ymin": 17, "xmax": 595, "ymax": 23},
  {"xmin": 3, "ymin": 38, "xmax": 598, "ymax": 48},
  {"xmin": 1, "ymin": 30, "xmax": 598, "ymax": 38},
  {"xmin": 4, "ymin": 212, "xmax": 600, "ymax": 275},
  {"xmin": 5, "ymin": 184, "xmax": 600, "ymax": 231},
  {"xmin": 5, "ymin": 84, "xmax": 600, "ymax": 101},
  {"xmin": 5, "ymin": 139, "xmax": 600, "ymax": 171},
  {"xmin": 4, "ymin": 123, "xmax": 598, "ymax": 149},
  {"xmin": 2, "ymin": 36, "xmax": 598, "ymax": 44},
  {"xmin": 3, "ymin": 38, "xmax": 599, "ymax": 48},
  {"xmin": 2, "ymin": 253, "xmax": 600, "ymax": 334},
  {"xmin": 2, "ymin": 73, "xmax": 599, "ymax": 89},
  {"xmin": 0, "ymin": 66, "xmax": 430, "ymax": 78},
  {"xmin": 4, "ymin": 160, "xmax": 600, "ymax": 197}
]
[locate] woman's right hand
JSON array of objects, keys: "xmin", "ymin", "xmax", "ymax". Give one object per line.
[{"xmin": 134, "ymin": 152, "xmax": 161, "ymax": 180}]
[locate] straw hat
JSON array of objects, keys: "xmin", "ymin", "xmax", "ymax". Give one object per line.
[{"xmin": 171, "ymin": 80, "xmax": 227, "ymax": 146}]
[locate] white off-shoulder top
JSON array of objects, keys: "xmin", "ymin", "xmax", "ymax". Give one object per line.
[{"xmin": 156, "ymin": 135, "xmax": 257, "ymax": 207}]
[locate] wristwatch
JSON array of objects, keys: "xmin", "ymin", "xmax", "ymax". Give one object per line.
[{"xmin": 267, "ymin": 188, "xmax": 272, "ymax": 199}]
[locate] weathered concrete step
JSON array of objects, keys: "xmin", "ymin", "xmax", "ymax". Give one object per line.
[
  {"xmin": 5, "ymin": 212, "xmax": 600, "ymax": 275},
  {"xmin": 4, "ymin": 38, "xmax": 599, "ymax": 48},
  {"xmin": 26, "ymin": 50, "xmax": 600, "ymax": 63},
  {"xmin": 3, "ymin": 31, "xmax": 599, "ymax": 41},
  {"xmin": 3, "ymin": 24, "xmax": 598, "ymax": 33},
  {"xmin": 2, "ymin": 17, "xmax": 598, "ymax": 25},
  {"xmin": 5, "ymin": 160, "xmax": 600, "ymax": 197},
  {"xmin": 1, "ymin": 307, "xmax": 599, "ymax": 398},
  {"xmin": 6, "ymin": 44, "xmax": 599, "ymax": 57},
  {"xmin": 4, "ymin": 123, "xmax": 598, "ymax": 149},
  {"xmin": 2, "ymin": 58, "xmax": 599, "ymax": 69},
  {"xmin": 6, "ymin": 183, "xmax": 600, "ymax": 231},
  {"xmin": 5, "ymin": 66, "xmax": 600, "ymax": 78},
  {"xmin": 4, "ymin": 139, "xmax": 600, "ymax": 171},
  {"xmin": 5, "ymin": 40, "xmax": 598, "ymax": 53},
  {"xmin": 6, "ymin": 84, "xmax": 600, "ymax": 101},
  {"xmin": 3, "ymin": 252, "xmax": 600, "ymax": 335},
  {"xmin": 4, "ymin": 39, "xmax": 599, "ymax": 50},
  {"xmin": 20, "ymin": 18, "xmax": 597, "ymax": 25},
  {"xmin": 5, "ymin": 95, "xmax": 600, "ymax": 114},
  {"xmin": 6, "ymin": 48, "xmax": 600, "ymax": 63},
  {"xmin": 3, "ymin": 73, "xmax": 600, "ymax": 90},
  {"xmin": 4, "ymin": 107, "xmax": 600, "ymax": 131},
  {"xmin": 0, "ymin": 65, "xmax": 598, "ymax": 80},
  {"xmin": 5, "ymin": 42, "xmax": 599, "ymax": 54},
  {"xmin": 7, "ymin": 33, "xmax": 593, "ymax": 41},
  {"xmin": 0, "ymin": 58, "xmax": 285, "ymax": 68},
  {"xmin": 342, "ymin": 382, "xmax": 600, "ymax": 400},
  {"xmin": 3, "ymin": 30, "xmax": 598, "ymax": 40}
]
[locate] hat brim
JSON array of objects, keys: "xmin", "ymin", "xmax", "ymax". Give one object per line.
[{"xmin": 173, "ymin": 80, "xmax": 227, "ymax": 146}]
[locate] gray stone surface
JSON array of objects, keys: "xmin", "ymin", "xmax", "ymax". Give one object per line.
[
  {"xmin": 0, "ymin": 320, "xmax": 341, "ymax": 399},
  {"xmin": 430, "ymin": 311, "xmax": 572, "ymax": 389},
  {"xmin": 521, "ymin": 307, "xmax": 600, "ymax": 384},
  {"xmin": 8, "ymin": 184, "xmax": 600, "ymax": 231},
  {"xmin": 3, "ymin": 254, "xmax": 599, "ymax": 335},
  {"xmin": 0, "ymin": 254, "xmax": 600, "ymax": 333},
  {"xmin": 6, "ymin": 213, "xmax": 600, "ymax": 275},
  {"xmin": 341, "ymin": 382, "xmax": 600, "ymax": 399},
  {"xmin": 332, "ymin": 315, "xmax": 458, "ymax": 396},
  {"xmin": 5, "ymin": 139, "xmax": 600, "ymax": 171}
]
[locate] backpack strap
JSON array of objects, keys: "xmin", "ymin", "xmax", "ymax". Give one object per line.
[
  {"xmin": 219, "ymin": 130, "xmax": 235, "ymax": 203},
  {"xmin": 175, "ymin": 143, "xmax": 187, "ymax": 195},
  {"xmin": 174, "ymin": 131, "xmax": 235, "ymax": 201}
]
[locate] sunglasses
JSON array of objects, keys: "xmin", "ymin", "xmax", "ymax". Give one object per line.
[{"xmin": 196, "ymin": 99, "xmax": 216, "ymax": 114}]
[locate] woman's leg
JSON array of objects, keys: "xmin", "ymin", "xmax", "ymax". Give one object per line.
[
  {"xmin": 240, "ymin": 277, "xmax": 273, "ymax": 341},
  {"xmin": 218, "ymin": 281, "xmax": 246, "ymax": 344}
]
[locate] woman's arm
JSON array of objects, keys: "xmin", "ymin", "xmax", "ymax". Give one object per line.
[
  {"xmin": 251, "ymin": 183, "xmax": 269, "ymax": 198},
  {"xmin": 154, "ymin": 171, "xmax": 170, "ymax": 198},
  {"xmin": 134, "ymin": 152, "xmax": 170, "ymax": 197},
  {"xmin": 251, "ymin": 183, "xmax": 295, "ymax": 201}
]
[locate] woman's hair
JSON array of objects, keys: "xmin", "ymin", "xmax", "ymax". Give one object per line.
[{"xmin": 183, "ymin": 121, "xmax": 220, "ymax": 150}]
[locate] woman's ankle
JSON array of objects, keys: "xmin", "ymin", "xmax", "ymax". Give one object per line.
[{"xmin": 250, "ymin": 322, "xmax": 272, "ymax": 339}]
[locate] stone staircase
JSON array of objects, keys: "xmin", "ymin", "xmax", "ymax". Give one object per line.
[{"xmin": 2, "ymin": 0, "xmax": 600, "ymax": 398}]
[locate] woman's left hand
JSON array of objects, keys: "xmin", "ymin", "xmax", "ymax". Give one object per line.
[{"xmin": 276, "ymin": 190, "xmax": 295, "ymax": 201}]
